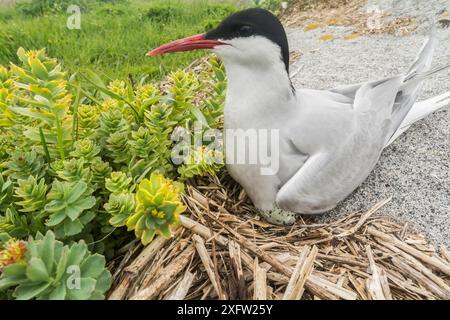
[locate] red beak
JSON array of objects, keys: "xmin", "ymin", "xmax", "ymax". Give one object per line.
[{"xmin": 147, "ymin": 33, "xmax": 226, "ymax": 56}]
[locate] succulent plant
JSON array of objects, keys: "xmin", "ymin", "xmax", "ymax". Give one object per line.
[
  {"xmin": 126, "ymin": 172, "xmax": 186, "ymax": 245},
  {"xmin": 0, "ymin": 49, "xmax": 226, "ymax": 299},
  {"xmin": 14, "ymin": 176, "xmax": 47, "ymax": 213},
  {"xmin": 107, "ymin": 80, "xmax": 128, "ymax": 98},
  {"xmin": 44, "ymin": 180, "xmax": 96, "ymax": 238},
  {"xmin": 0, "ymin": 231, "xmax": 111, "ymax": 300},
  {"xmin": 0, "ymin": 131, "xmax": 16, "ymax": 161},
  {"xmin": 6, "ymin": 149, "xmax": 46, "ymax": 181},
  {"xmin": 178, "ymin": 146, "xmax": 224, "ymax": 181},
  {"xmin": 202, "ymin": 57, "xmax": 226, "ymax": 127},
  {"xmin": 55, "ymin": 158, "xmax": 92, "ymax": 183},
  {"xmin": 77, "ymin": 104, "xmax": 100, "ymax": 138},
  {"xmin": 0, "ymin": 208, "xmax": 30, "ymax": 238},
  {"xmin": 100, "ymin": 99, "xmax": 119, "ymax": 112},
  {"xmin": 103, "ymin": 80, "xmax": 137, "ymax": 122},
  {"xmin": 90, "ymin": 159, "xmax": 112, "ymax": 187},
  {"xmin": 0, "ymin": 174, "xmax": 13, "ymax": 211},
  {"xmin": 134, "ymin": 83, "xmax": 161, "ymax": 118},
  {"xmin": 105, "ymin": 131, "xmax": 131, "ymax": 164},
  {"xmin": 105, "ymin": 172, "xmax": 132, "ymax": 194},
  {"xmin": 70, "ymin": 139, "xmax": 101, "ymax": 163},
  {"xmin": 168, "ymin": 70, "xmax": 200, "ymax": 120},
  {"xmin": 98, "ymin": 109, "xmax": 129, "ymax": 144},
  {"xmin": 129, "ymin": 127, "xmax": 153, "ymax": 159},
  {"xmin": 10, "ymin": 48, "xmax": 73, "ymax": 160},
  {"xmin": 0, "ymin": 66, "xmax": 15, "ymax": 128},
  {"xmin": 105, "ymin": 192, "xmax": 136, "ymax": 227},
  {"xmin": 144, "ymin": 104, "xmax": 177, "ymax": 135},
  {"xmin": 144, "ymin": 104, "xmax": 177, "ymax": 173},
  {"xmin": 0, "ymin": 65, "xmax": 10, "ymax": 82}
]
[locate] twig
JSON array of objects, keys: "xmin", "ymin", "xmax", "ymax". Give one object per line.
[
  {"xmin": 228, "ymin": 240, "xmax": 246, "ymax": 299},
  {"xmin": 283, "ymin": 246, "xmax": 311, "ymax": 299},
  {"xmin": 391, "ymin": 258, "xmax": 449, "ymax": 299},
  {"xmin": 367, "ymin": 227, "xmax": 450, "ymax": 276},
  {"xmin": 193, "ymin": 234, "xmax": 225, "ymax": 299},
  {"xmin": 108, "ymin": 236, "xmax": 168, "ymax": 300},
  {"xmin": 337, "ymin": 197, "xmax": 391, "ymax": 238},
  {"xmin": 283, "ymin": 246, "xmax": 318, "ymax": 300},
  {"xmin": 440, "ymin": 246, "xmax": 450, "ymax": 263},
  {"xmin": 165, "ymin": 271, "xmax": 195, "ymax": 300},
  {"xmin": 180, "ymin": 215, "xmax": 228, "ymax": 246},
  {"xmin": 204, "ymin": 210, "xmax": 293, "ymax": 277},
  {"xmin": 375, "ymin": 239, "xmax": 450, "ymax": 297},
  {"xmin": 308, "ymin": 274, "xmax": 358, "ymax": 300},
  {"xmin": 253, "ymin": 258, "xmax": 267, "ymax": 300},
  {"xmin": 365, "ymin": 245, "xmax": 388, "ymax": 300},
  {"xmin": 130, "ymin": 245, "xmax": 194, "ymax": 300}
]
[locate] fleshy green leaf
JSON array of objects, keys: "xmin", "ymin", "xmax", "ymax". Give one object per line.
[
  {"xmin": 14, "ymin": 282, "xmax": 51, "ymax": 300},
  {"xmin": 26, "ymin": 257, "xmax": 49, "ymax": 282},
  {"xmin": 63, "ymin": 219, "xmax": 83, "ymax": 236},
  {"xmin": 48, "ymin": 283, "xmax": 67, "ymax": 300},
  {"xmin": 66, "ymin": 278, "xmax": 96, "ymax": 300},
  {"xmin": 38, "ymin": 231, "xmax": 55, "ymax": 274},
  {"xmin": 80, "ymin": 254, "xmax": 106, "ymax": 278}
]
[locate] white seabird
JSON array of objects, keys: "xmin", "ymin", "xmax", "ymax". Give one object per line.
[{"xmin": 149, "ymin": 8, "xmax": 450, "ymax": 225}]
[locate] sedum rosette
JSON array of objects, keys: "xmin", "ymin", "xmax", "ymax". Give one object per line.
[
  {"xmin": 0, "ymin": 231, "xmax": 111, "ymax": 300},
  {"xmin": 126, "ymin": 173, "xmax": 186, "ymax": 245}
]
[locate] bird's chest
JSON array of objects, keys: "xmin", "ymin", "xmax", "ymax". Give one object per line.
[
  {"xmin": 223, "ymin": 96, "xmax": 305, "ymax": 184},
  {"xmin": 224, "ymin": 88, "xmax": 291, "ymax": 130},
  {"xmin": 222, "ymin": 66, "xmax": 302, "ymax": 183}
]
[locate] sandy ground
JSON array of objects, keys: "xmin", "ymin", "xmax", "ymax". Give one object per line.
[{"xmin": 286, "ymin": 0, "xmax": 450, "ymax": 247}]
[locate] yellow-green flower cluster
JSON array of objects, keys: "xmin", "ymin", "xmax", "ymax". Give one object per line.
[
  {"xmin": 0, "ymin": 238, "xmax": 27, "ymax": 269},
  {"xmin": 0, "ymin": 65, "xmax": 15, "ymax": 127},
  {"xmin": 126, "ymin": 172, "xmax": 186, "ymax": 245}
]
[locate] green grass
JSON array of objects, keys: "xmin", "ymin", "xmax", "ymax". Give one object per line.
[{"xmin": 0, "ymin": 0, "xmax": 239, "ymax": 80}]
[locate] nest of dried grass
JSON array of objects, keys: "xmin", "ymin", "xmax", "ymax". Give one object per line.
[{"xmin": 107, "ymin": 172, "xmax": 450, "ymax": 300}]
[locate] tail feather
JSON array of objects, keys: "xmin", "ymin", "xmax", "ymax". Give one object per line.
[
  {"xmin": 386, "ymin": 25, "xmax": 450, "ymax": 147},
  {"xmin": 402, "ymin": 62, "xmax": 450, "ymax": 86},
  {"xmin": 386, "ymin": 91, "xmax": 450, "ymax": 146},
  {"xmin": 390, "ymin": 28, "xmax": 436, "ymax": 129},
  {"xmin": 405, "ymin": 24, "xmax": 436, "ymax": 78},
  {"xmin": 385, "ymin": 26, "xmax": 442, "ymax": 146}
]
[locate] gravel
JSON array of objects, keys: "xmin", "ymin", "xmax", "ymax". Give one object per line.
[{"xmin": 286, "ymin": 0, "xmax": 450, "ymax": 247}]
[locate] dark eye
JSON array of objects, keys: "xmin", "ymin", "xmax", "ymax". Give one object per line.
[{"xmin": 238, "ymin": 25, "xmax": 253, "ymax": 36}]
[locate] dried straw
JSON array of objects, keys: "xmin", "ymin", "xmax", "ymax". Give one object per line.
[{"xmin": 108, "ymin": 172, "xmax": 450, "ymax": 300}]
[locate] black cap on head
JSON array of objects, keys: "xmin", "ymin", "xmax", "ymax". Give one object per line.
[{"xmin": 205, "ymin": 8, "xmax": 290, "ymax": 73}]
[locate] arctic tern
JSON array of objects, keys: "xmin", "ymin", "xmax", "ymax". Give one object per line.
[{"xmin": 149, "ymin": 8, "xmax": 450, "ymax": 225}]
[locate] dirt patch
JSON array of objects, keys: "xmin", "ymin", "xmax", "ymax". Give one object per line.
[{"xmin": 281, "ymin": 0, "xmax": 417, "ymax": 37}]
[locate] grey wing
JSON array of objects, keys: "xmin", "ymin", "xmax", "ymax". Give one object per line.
[
  {"xmin": 276, "ymin": 29, "xmax": 438, "ymax": 214},
  {"xmin": 330, "ymin": 28, "xmax": 436, "ymax": 146},
  {"xmin": 277, "ymin": 77, "xmax": 404, "ymax": 214}
]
